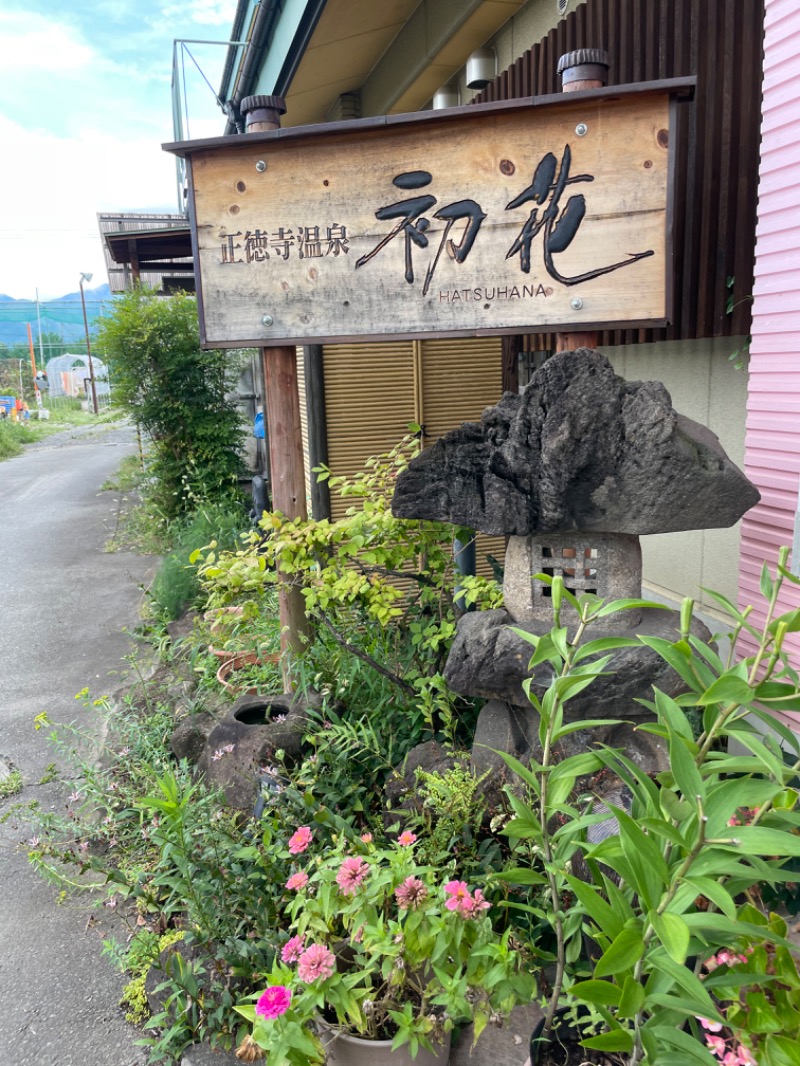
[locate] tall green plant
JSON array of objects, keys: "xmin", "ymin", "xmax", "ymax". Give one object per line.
[
  {"xmin": 499, "ymin": 557, "xmax": 800, "ymax": 1066},
  {"xmin": 96, "ymin": 288, "xmax": 246, "ymax": 519}
]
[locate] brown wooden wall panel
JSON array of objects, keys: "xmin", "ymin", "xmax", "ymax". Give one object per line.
[{"xmin": 473, "ymin": 0, "xmax": 763, "ymax": 350}]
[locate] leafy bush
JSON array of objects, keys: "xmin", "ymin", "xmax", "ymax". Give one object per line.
[{"xmin": 96, "ymin": 289, "xmax": 246, "ymax": 520}]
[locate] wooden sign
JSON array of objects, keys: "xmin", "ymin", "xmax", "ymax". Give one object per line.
[{"xmin": 167, "ymin": 83, "xmax": 686, "ymax": 348}]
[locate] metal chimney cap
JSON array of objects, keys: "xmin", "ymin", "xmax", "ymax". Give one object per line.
[
  {"xmin": 240, "ymin": 95, "xmax": 287, "ymax": 116},
  {"xmin": 557, "ymin": 48, "xmax": 610, "ymax": 74}
]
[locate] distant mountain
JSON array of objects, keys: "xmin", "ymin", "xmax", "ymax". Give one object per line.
[{"xmin": 0, "ymin": 286, "xmax": 115, "ymax": 347}]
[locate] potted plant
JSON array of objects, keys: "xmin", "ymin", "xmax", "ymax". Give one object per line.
[
  {"xmin": 234, "ymin": 826, "xmax": 535, "ymax": 1065},
  {"xmin": 498, "ymin": 551, "xmax": 800, "ymax": 1066}
]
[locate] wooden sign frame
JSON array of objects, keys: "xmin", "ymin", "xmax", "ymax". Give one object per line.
[{"xmin": 165, "ymin": 79, "xmax": 693, "ymax": 349}]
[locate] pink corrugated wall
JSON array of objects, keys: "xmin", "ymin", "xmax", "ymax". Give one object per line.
[{"xmin": 739, "ymin": 0, "xmax": 800, "ymax": 715}]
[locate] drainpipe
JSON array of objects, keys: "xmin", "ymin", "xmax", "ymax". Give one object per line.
[{"xmin": 224, "ymin": 0, "xmax": 282, "ymax": 134}]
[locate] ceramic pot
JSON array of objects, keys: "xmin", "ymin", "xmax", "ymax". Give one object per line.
[
  {"xmin": 528, "ymin": 1009, "xmax": 594, "ymax": 1066},
  {"xmin": 216, "ymin": 651, "xmax": 281, "ymax": 695},
  {"xmin": 318, "ymin": 1021, "xmax": 450, "ymax": 1066}
]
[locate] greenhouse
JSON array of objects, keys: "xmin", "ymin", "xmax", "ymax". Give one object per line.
[{"xmin": 45, "ymin": 354, "xmax": 110, "ymax": 400}]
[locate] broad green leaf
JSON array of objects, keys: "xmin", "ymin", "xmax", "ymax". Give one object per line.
[
  {"xmin": 650, "ymin": 911, "xmax": 690, "ymax": 964},
  {"xmin": 647, "ymin": 952, "xmax": 719, "ymax": 1017},
  {"xmin": 595, "ymin": 597, "xmax": 668, "ymax": 617},
  {"xmin": 648, "ymin": 1026, "xmax": 719, "ymax": 1065},
  {"xmin": 581, "ymin": 1029, "xmax": 635, "ymax": 1052},
  {"xmin": 734, "ymin": 825, "xmax": 800, "ymax": 858},
  {"xmin": 654, "ymin": 688, "xmax": 696, "ymax": 741},
  {"xmin": 682, "ymin": 876, "xmax": 737, "ymax": 919},
  {"xmin": 494, "ymin": 867, "xmax": 547, "ymax": 886},
  {"xmin": 572, "ymin": 636, "xmax": 641, "ymax": 662},
  {"xmin": 565, "ymin": 875, "xmax": 623, "ymax": 939},
  {"xmin": 659, "ymin": 783, "xmax": 694, "ymax": 821},
  {"xmin": 668, "ymin": 731, "xmax": 705, "ymax": 801},
  {"xmin": 638, "ymin": 636, "xmax": 704, "ymax": 692},
  {"xmin": 761, "ymin": 560, "xmax": 775, "ymax": 601},
  {"xmin": 695, "ymin": 673, "xmax": 755, "ymax": 707},
  {"xmin": 764, "ymin": 1034, "xmax": 800, "ymax": 1066},
  {"xmin": 618, "ymin": 975, "xmax": 646, "ymax": 1018},
  {"xmin": 550, "ymin": 752, "xmax": 604, "ymax": 779},
  {"xmin": 570, "ymin": 979, "xmax": 622, "ymax": 1007},
  {"xmin": 496, "ymin": 750, "xmax": 542, "ymax": 795},
  {"xmin": 594, "ymin": 925, "xmax": 645, "ymax": 978}
]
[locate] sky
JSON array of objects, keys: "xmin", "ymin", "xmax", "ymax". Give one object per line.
[{"xmin": 0, "ymin": 0, "xmax": 239, "ymax": 300}]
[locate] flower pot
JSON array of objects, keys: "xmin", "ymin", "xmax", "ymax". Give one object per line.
[
  {"xmin": 216, "ymin": 651, "xmax": 282, "ymax": 695},
  {"xmin": 529, "ymin": 1010, "xmax": 604, "ymax": 1066},
  {"xmin": 318, "ymin": 1021, "xmax": 451, "ymax": 1066}
]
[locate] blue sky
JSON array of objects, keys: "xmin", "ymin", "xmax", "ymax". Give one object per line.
[{"xmin": 0, "ymin": 0, "xmax": 238, "ymax": 299}]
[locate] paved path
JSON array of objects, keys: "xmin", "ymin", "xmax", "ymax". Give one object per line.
[{"xmin": 0, "ymin": 422, "xmax": 156, "ymax": 1066}]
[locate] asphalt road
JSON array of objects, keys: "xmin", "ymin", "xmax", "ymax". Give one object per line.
[{"xmin": 0, "ymin": 423, "xmax": 156, "ymax": 1066}]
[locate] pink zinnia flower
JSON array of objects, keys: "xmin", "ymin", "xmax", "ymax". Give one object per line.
[
  {"xmin": 281, "ymin": 935, "xmax": 305, "ymax": 963},
  {"xmin": 288, "ymin": 826, "xmax": 313, "ymax": 855},
  {"xmin": 255, "ymin": 985, "xmax": 292, "ymax": 1019},
  {"xmin": 297, "ymin": 943, "xmax": 336, "ymax": 983},
  {"xmin": 397, "ymin": 830, "xmax": 417, "ymax": 847},
  {"xmin": 444, "ymin": 880, "xmax": 470, "ymax": 910},
  {"xmin": 395, "ymin": 876, "xmax": 428, "ymax": 910},
  {"xmin": 286, "ymin": 870, "xmax": 309, "ymax": 891},
  {"xmin": 336, "ymin": 856, "xmax": 369, "ymax": 895},
  {"xmin": 459, "ymin": 888, "xmax": 491, "ymax": 918}
]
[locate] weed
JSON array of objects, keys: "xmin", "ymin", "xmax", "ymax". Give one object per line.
[{"xmin": 0, "ymin": 768, "xmax": 23, "ymax": 800}]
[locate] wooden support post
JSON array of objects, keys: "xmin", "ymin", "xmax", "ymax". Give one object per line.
[
  {"xmin": 501, "ymin": 334, "xmax": 522, "ymax": 394},
  {"xmin": 262, "ymin": 345, "xmax": 311, "ymax": 672},
  {"xmin": 555, "ymin": 49, "xmax": 610, "ymax": 354}
]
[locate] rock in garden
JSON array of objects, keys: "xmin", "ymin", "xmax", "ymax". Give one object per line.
[
  {"xmin": 392, "ymin": 349, "xmax": 759, "ymax": 536},
  {"xmin": 170, "ymin": 712, "xmax": 218, "ymax": 766},
  {"xmin": 444, "ymin": 607, "xmax": 712, "ymax": 720}
]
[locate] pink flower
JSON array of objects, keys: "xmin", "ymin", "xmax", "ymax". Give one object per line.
[
  {"xmin": 336, "ymin": 856, "xmax": 369, "ymax": 895},
  {"xmin": 395, "ymin": 877, "xmax": 428, "ymax": 910},
  {"xmin": 255, "ymin": 985, "xmax": 292, "ymax": 1019},
  {"xmin": 360, "ymin": 832, "xmax": 373, "ymax": 844},
  {"xmin": 281, "ymin": 935, "xmax": 305, "ymax": 963},
  {"xmin": 706, "ymin": 1035, "xmax": 727, "ymax": 1056},
  {"xmin": 444, "ymin": 880, "xmax": 470, "ymax": 911},
  {"xmin": 297, "ymin": 943, "xmax": 336, "ymax": 983},
  {"xmin": 397, "ymin": 830, "xmax": 417, "ymax": 847},
  {"xmin": 288, "ymin": 826, "xmax": 313, "ymax": 855},
  {"xmin": 698, "ymin": 1017, "xmax": 723, "ymax": 1033},
  {"xmin": 736, "ymin": 1046, "xmax": 756, "ymax": 1066},
  {"xmin": 459, "ymin": 888, "xmax": 491, "ymax": 918},
  {"xmin": 286, "ymin": 870, "xmax": 309, "ymax": 891}
]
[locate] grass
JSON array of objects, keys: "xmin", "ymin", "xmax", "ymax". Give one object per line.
[
  {"xmin": 0, "ymin": 768, "xmax": 23, "ymax": 800},
  {"xmin": 0, "ymin": 402, "xmax": 121, "ymax": 460}
]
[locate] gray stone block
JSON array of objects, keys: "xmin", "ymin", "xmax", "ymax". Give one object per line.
[
  {"xmin": 451, "ymin": 1002, "xmax": 542, "ymax": 1065},
  {"xmin": 181, "ymin": 1042, "xmax": 242, "ymax": 1066}
]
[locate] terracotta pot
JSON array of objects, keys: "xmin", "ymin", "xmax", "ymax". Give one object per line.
[
  {"xmin": 318, "ymin": 1022, "xmax": 450, "ymax": 1066},
  {"xmin": 216, "ymin": 650, "xmax": 281, "ymax": 695}
]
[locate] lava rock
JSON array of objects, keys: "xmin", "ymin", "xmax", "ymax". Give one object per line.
[
  {"xmin": 170, "ymin": 712, "xmax": 217, "ymax": 766},
  {"xmin": 471, "ymin": 699, "xmax": 537, "ymax": 776},
  {"xmin": 392, "ymin": 349, "xmax": 759, "ymax": 536},
  {"xmin": 444, "ymin": 607, "xmax": 712, "ymax": 720}
]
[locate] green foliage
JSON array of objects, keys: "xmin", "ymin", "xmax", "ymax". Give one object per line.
[
  {"xmin": 0, "ymin": 768, "xmax": 22, "ymax": 800},
  {"xmin": 147, "ymin": 501, "xmax": 250, "ymax": 621},
  {"xmin": 502, "ymin": 557, "xmax": 800, "ymax": 1066},
  {"xmin": 95, "ymin": 289, "xmax": 246, "ymax": 520}
]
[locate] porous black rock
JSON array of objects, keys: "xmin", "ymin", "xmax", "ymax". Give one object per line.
[
  {"xmin": 392, "ymin": 349, "xmax": 759, "ymax": 535},
  {"xmin": 444, "ymin": 607, "xmax": 712, "ymax": 719}
]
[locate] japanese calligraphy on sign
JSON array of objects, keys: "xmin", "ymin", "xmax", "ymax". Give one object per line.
[{"xmin": 176, "ymin": 90, "xmax": 674, "ymax": 347}]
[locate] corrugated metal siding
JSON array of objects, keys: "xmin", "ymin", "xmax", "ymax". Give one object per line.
[
  {"xmin": 739, "ymin": 0, "xmax": 800, "ymax": 708},
  {"xmin": 473, "ymin": 0, "xmax": 764, "ymax": 349}
]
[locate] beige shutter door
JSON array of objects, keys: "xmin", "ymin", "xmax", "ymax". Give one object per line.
[
  {"xmin": 418, "ymin": 338, "xmax": 506, "ymax": 580},
  {"xmin": 322, "ymin": 341, "xmax": 416, "ymax": 521}
]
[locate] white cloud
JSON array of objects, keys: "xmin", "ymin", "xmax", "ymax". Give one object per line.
[
  {"xmin": 161, "ymin": 0, "xmax": 238, "ymax": 27},
  {"xmin": 0, "ymin": 116, "xmax": 177, "ymax": 299},
  {"xmin": 0, "ymin": 12, "xmax": 97, "ymax": 73}
]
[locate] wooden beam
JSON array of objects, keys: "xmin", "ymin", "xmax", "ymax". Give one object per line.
[{"xmin": 261, "ymin": 345, "xmax": 311, "ymax": 671}]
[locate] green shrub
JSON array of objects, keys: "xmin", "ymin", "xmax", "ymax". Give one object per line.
[{"xmin": 96, "ymin": 289, "xmax": 246, "ymax": 520}]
